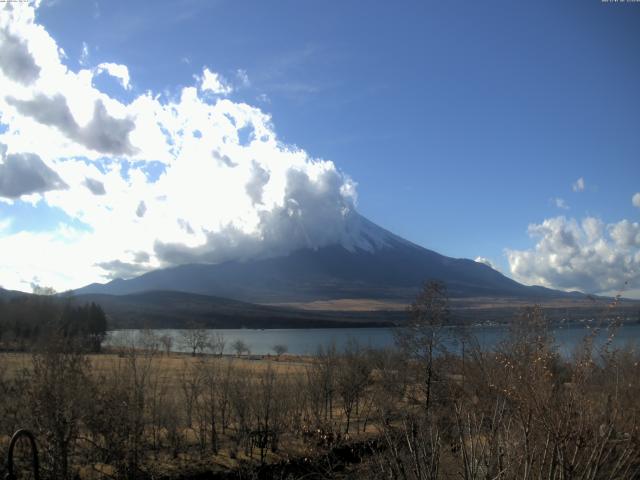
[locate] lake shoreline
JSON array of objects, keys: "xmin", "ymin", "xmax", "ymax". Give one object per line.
[{"xmin": 106, "ymin": 323, "xmax": 640, "ymax": 356}]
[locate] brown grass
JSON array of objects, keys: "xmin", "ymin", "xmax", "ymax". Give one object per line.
[{"xmin": 0, "ymin": 350, "xmax": 312, "ymax": 381}]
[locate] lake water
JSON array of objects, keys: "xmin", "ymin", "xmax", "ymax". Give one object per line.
[{"xmin": 107, "ymin": 323, "xmax": 640, "ymax": 356}]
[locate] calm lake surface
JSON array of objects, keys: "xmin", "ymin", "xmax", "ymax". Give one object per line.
[{"xmin": 107, "ymin": 323, "xmax": 640, "ymax": 356}]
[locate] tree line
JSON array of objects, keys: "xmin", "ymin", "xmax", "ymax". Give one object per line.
[{"xmin": 0, "ymin": 295, "xmax": 107, "ymax": 352}]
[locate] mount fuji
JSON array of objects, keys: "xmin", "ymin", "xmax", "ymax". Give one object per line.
[{"xmin": 74, "ymin": 214, "xmax": 579, "ymax": 304}]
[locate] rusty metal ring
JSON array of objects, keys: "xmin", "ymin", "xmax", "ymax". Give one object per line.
[{"xmin": 5, "ymin": 430, "xmax": 39, "ymax": 480}]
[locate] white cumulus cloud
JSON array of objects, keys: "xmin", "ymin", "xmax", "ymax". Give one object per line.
[
  {"xmin": 572, "ymin": 177, "xmax": 585, "ymax": 192},
  {"xmin": 633, "ymin": 192, "xmax": 640, "ymax": 208},
  {"xmin": 506, "ymin": 216, "xmax": 640, "ymax": 295},
  {"xmin": 199, "ymin": 67, "xmax": 232, "ymax": 95},
  {"xmin": 475, "ymin": 256, "xmax": 498, "ymax": 270},
  {"xmin": 96, "ymin": 62, "xmax": 131, "ymax": 90}
]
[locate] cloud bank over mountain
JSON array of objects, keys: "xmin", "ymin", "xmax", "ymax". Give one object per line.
[{"xmin": 0, "ymin": 2, "xmax": 360, "ymax": 291}]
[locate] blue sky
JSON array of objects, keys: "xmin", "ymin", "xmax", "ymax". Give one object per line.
[{"xmin": 0, "ymin": 0, "xmax": 639, "ymax": 295}]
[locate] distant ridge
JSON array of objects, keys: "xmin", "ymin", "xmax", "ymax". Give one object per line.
[
  {"xmin": 73, "ymin": 290, "xmax": 401, "ymax": 329},
  {"xmin": 0, "ymin": 287, "xmax": 29, "ymax": 300}
]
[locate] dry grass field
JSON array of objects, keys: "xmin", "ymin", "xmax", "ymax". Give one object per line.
[
  {"xmin": 268, "ymin": 295, "xmax": 640, "ymax": 328},
  {"xmin": 1, "ymin": 351, "xmax": 313, "ymax": 378},
  {"xmin": 0, "ymin": 348, "xmax": 381, "ymax": 478}
]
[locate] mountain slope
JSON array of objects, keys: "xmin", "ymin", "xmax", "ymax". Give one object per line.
[
  {"xmin": 0, "ymin": 287, "xmax": 30, "ymax": 300},
  {"xmin": 75, "ymin": 215, "xmax": 582, "ymax": 303}
]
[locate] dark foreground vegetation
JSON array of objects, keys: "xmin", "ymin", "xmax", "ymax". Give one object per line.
[{"xmin": 0, "ymin": 282, "xmax": 638, "ymax": 479}]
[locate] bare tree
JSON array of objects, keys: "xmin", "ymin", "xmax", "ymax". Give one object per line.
[
  {"xmin": 208, "ymin": 332, "xmax": 226, "ymax": 356},
  {"xmin": 336, "ymin": 340, "xmax": 372, "ymax": 434},
  {"xmin": 140, "ymin": 328, "xmax": 160, "ymax": 352},
  {"xmin": 272, "ymin": 344, "xmax": 288, "ymax": 357},
  {"xmin": 180, "ymin": 325, "xmax": 211, "ymax": 356},
  {"xmin": 306, "ymin": 342, "xmax": 338, "ymax": 425},
  {"xmin": 217, "ymin": 360, "xmax": 235, "ymax": 434},
  {"xmin": 199, "ymin": 357, "xmax": 222, "ymax": 453},
  {"xmin": 231, "ymin": 339, "xmax": 249, "ymax": 357},
  {"xmin": 146, "ymin": 359, "xmax": 171, "ymax": 453},
  {"xmin": 28, "ymin": 338, "xmax": 91, "ymax": 480},
  {"xmin": 252, "ymin": 366, "xmax": 278, "ymax": 463},
  {"xmin": 177, "ymin": 360, "xmax": 203, "ymax": 431},
  {"xmin": 229, "ymin": 374, "xmax": 252, "ymax": 457},
  {"xmin": 395, "ymin": 280, "xmax": 450, "ymax": 412},
  {"xmin": 158, "ymin": 334, "xmax": 173, "ymax": 355},
  {"xmin": 85, "ymin": 342, "xmax": 157, "ymax": 480}
]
